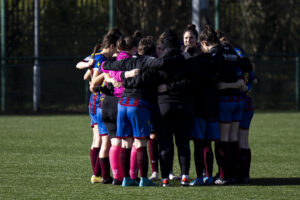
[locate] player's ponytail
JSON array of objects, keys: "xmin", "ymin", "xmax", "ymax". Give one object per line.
[
  {"xmin": 117, "ymin": 36, "xmax": 138, "ymax": 52},
  {"xmin": 91, "ymin": 43, "xmax": 101, "ymax": 58}
]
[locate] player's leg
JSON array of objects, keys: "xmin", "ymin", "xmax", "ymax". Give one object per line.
[
  {"xmin": 203, "ymin": 120, "xmax": 219, "ymax": 185},
  {"xmin": 148, "ymin": 133, "xmax": 159, "ymax": 180},
  {"xmin": 228, "ymin": 97, "xmax": 243, "ymax": 183},
  {"xmin": 101, "ymin": 96, "xmax": 119, "ymax": 184},
  {"xmin": 215, "ymin": 96, "xmax": 234, "ymax": 184},
  {"xmin": 90, "ymin": 107, "xmax": 102, "ymax": 183},
  {"xmin": 190, "ymin": 117, "xmax": 206, "ymax": 186},
  {"xmin": 238, "ymin": 96, "xmax": 253, "ymax": 183},
  {"xmin": 129, "ymin": 101, "xmax": 157, "ymax": 186},
  {"xmin": 173, "ymin": 102, "xmax": 193, "ymax": 186},
  {"xmin": 157, "ymin": 103, "xmax": 174, "ymax": 187}
]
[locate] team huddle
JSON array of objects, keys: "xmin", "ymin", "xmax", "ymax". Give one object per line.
[{"xmin": 76, "ymin": 24, "xmax": 256, "ymax": 187}]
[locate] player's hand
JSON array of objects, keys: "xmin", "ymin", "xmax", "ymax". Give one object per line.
[
  {"xmin": 181, "ymin": 52, "xmax": 191, "ymax": 59},
  {"xmin": 90, "ymin": 84, "xmax": 96, "ymax": 93},
  {"xmin": 88, "ymin": 59, "xmax": 95, "ymax": 68},
  {"xmin": 241, "ymin": 84, "xmax": 248, "ymax": 92},
  {"xmin": 113, "ymin": 81, "xmax": 122, "ymax": 88},
  {"xmin": 217, "ymin": 82, "xmax": 228, "ymax": 90},
  {"xmin": 125, "ymin": 69, "xmax": 140, "ymax": 78},
  {"xmin": 158, "ymin": 84, "xmax": 168, "ymax": 93}
]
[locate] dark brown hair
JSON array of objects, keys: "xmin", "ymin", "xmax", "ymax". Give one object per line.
[
  {"xmin": 91, "ymin": 43, "xmax": 101, "ymax": 58},
  {"xmin": 117, "ymin": 36, "xmax": 138, "ymax": 52},
  {"xmin": 216, "ymin": 30, "xmax": 234, "ymax": 47},
  {"xmin": 133, "ymin": 30, "xmax": 143, "ymax": 42},
  {"xmin": 138, "ymin": 36, "xmax": 156, "ymax": 56},
  {"xmin": 199, "ymin": 25, "xmax": 220, "ymax": 46},
  {"xmin": 102, "ymin": 32, "xmax": 120, "ymax": 49},
  {"xmin": 107, "ymin": 27, "xmax": 122, "ymax": 38},
  {"xmin": 161, "ymin": 28, "xmax": 180, "ymax": 49}
]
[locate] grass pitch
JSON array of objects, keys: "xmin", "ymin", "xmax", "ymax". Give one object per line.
[{"xmin": 0, "ymin": 113, "xmax": 299, "ymax": 199}]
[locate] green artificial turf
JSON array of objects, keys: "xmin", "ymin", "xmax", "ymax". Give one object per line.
[{"xmin": 0, "ymin": 113, "xmax": 299, "ymax": 199}]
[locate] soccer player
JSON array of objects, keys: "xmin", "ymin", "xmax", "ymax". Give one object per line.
[
  {"xmin": 199, "ymin": 25, "xmax": 245, "ymax": 185},
  {"xmin": 76, "ymin": 44, "xmax": 103, "ymax": 183},
  {"xmin": 184, "ymin": 44, "xmax": 220, "ymax": 186},
  {"xmin": 100, "ymin": 35, "xmax": 138, "ymax": 185},
  {"xmin": 234, "ymin": 47, "xmax": 256, "ymax": 184},
  {"xmin": 90, "ymin": 30, "xmax": 121, "ymax": 184}
]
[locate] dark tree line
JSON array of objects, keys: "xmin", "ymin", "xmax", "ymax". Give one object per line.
[{"xmin": 2, "ymin": 0, "xmax": 299, "ymax": 58}]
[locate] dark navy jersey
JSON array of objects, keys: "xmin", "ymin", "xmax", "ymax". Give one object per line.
[
  {"xmin": 234, "ymin": 47, "xmax": 255, "ymax": 94},
  {"xmin": 209, "ymin": 44, "xmax": 243, "ymax": 96}
]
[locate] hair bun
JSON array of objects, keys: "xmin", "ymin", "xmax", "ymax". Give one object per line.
[
  {"xmin": 187, "ymin": 24, "xmax": 196, "ymax": 30},
  {"xmin": 133, "ymin": 30, "xmax": 142, "ymax": 39}
]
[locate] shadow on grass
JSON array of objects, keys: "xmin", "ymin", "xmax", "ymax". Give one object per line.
[{"xmin": 248, "ymin": 178, "xmax": 300, "ymax": 186}]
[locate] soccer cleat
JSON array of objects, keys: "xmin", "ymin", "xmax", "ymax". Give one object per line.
[
  {"xmin": 189, "ymin": 177, "xmax": 204, "ymax": 186},
  {"xmin": 149, "ymin": 171, "xmax": 159, "ymax": 181},
  {"xmin": 91, "ymin": 175, "xmax": 102, "ymax": 183},
  {"xmin": 102, "ymin": 177, "xmax": 113, "ymax": 184},
  {"xmin": 139, "ymin": 177, "xmax": 158, "ymax": 187},
  {"xmin": 203, "ymin": 176, "xmax": 214, "ymax": 185},
  {"xmin": 181, "ymin": 177, "xmax": 189, "ymax": 186},
  {"xmin": 214, "ymin": 177, "xmax": 228, "ymax": 185},
  {"xmin": 169, "ymin": 172, "xmax": 181, "ymax": 180},
  {"xmin": 227, "ymin": 177, "xmax": 236, "ymax": 185},
  {"xmin": 112, "ymin": 178, "xmax": 122, "ymax": 185},
  {"xmin": 122, "ymin": 177, "xmax": 139, "ymax": 187},
  {"xmin": 161, "ymin": 178, "xmax": 170, "ymax": 187}
]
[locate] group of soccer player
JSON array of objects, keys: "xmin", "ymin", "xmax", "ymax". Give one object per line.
[{"xmin": 76, "ymin": 24, "xmax": 256, "ymax": 187}]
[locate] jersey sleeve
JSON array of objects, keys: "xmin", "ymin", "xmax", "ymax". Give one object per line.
[
  {"xmin": 93, "ymin": 55, "xmax": 106, "ymax": 72},
  {"xmin": 82, "ymin": 55, "xmax": 92, "ymax": 62}
]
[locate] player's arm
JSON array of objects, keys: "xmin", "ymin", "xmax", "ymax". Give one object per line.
[
  {"xmin": 76, "ymin": 58, "xmax": 95, "ymax": 70},
  {"xmin": 90, "ymin": 73, "xmax": 105, "ymax": 93},
  {"xmin": 217, "ymin": 79, "xmax": 245, "ymax": 90},
  {"xmin": 143, "ymin": 54, "xmax": 185, "ymax": 70},
  {"xmin": 83, "ymin": 69, "xmax": 91, "ymax": 81},
  {"xmin": 102, "ymin": 58, "xmax": 137, "ymax": 71},
  {"xmin": 243, "ymin": 72, "xmax": 257, "ymax": 92},
  {"xmin": 122, "ymin": 68, "xmax": 160, "ymax": 89}
]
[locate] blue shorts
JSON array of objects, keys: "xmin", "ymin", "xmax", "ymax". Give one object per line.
[
  {"xmin": 96, "ymin": 107, "xmax": 108, "ymax": 135},
  {"xmin": 117, "ymin": 97, "xmax": 151, "ymax": 138},
  {"xmin": 190, "ymin": 117, "xmax": 220, "ymax": 140},
  {"xmin": 239, "ymin": 96, "xmax": 254, "ymax": 129},
  {"xmin": 89, "ymin": 109, "xmax": 98, "ymax": 128},
  {"xmin": 190, "ymin": 117, "xmax": 206, "ymax": 139},
  {"xmin": 205, "ymin": 120, "xmax": 220, "ymax": 140},
  {"xmin": 218, "ymin": 96, "xmax": 243, "ymax": 123}
]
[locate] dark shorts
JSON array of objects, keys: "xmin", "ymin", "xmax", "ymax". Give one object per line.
[{"xmin": 101, "ymin": 95, "xmax": 119, "ymax": 138}]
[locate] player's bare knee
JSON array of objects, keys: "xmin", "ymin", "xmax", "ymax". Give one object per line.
[
  {"xmin": 134, "ymin": 138, "xmax": 147, "ymax": 148},
  {"xmin": 122, "ymin": 137, "xmax": 133, "ymax": 149}
]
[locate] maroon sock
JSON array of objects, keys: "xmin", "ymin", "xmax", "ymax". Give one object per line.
[
  {"xmin": 94, "ymin": 156, "xmax": 102, "ymax": 177},
  {"xmin": 229, "ymin": 141, "xmax": 239, "ymax": 178},
  {"xmin": 136, "ymin": 147, "xmax": 148, "ymax": 178},
  {"xmin": 90, "ymin": 147, "xmax": 100, "ymax": 175},
  {"xmin": 204, "ymin": 141, "xmax": 213, "ymax": 177},
  {"xmin": 99, "ymin": 157, "xmax": 111, "ymax": 179},
  {"xmin": 240, "ymin": 148, "xmax": 251, "ymax": 178},
  {"xmin": 194, "ymin": 139, "xmax": 205, "ymax": 178},
  {"xmin": 120, "ymin": 148, "xmax": 131, "ymax": 177},
  {"xmin": 148, "ymin": 139, "xmax": 159, "ymax": 173}
]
